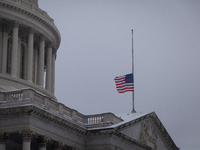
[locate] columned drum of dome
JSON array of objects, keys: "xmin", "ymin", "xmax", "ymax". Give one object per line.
[{"xmin": 0, "ymin": 0, "xmax": 61, "ymax": 101}]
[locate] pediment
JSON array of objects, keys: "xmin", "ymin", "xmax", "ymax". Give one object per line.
[{"xmin": 113, "ymin": 112, "xmax": 178, "ymax": 150}]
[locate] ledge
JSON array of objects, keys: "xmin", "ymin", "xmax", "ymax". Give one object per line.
[{"xmin": 0, "ymin": 73, "xmax": 57, "ymax": 101}]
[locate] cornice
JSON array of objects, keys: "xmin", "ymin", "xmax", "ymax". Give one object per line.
[
  {"xmin": 86, "ymin": 129, "xmax": 153, "ymax": 150},
  {"xmin": 111, "ymin": 131, "xmax": 153, "ymax": 150},
  {"xmin": 114, "ymin": 113, "xmax": 153, "ymax": 131},
  {"xmin": 0, "ymin": 105, "xmax": 87, "ymax": 137},
  {"xmin": 0, "ymin": 0, "xmax": 61, "ymax": 50},
  {"xmin": 30, "ymin": 106, "xmax": 87, "ymax": 137}
]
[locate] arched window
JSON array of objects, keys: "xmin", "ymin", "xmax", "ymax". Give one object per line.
[
  {"xmin": 7, "ymin": 37, "xmax": 12, "ymax": 74},
  {"xmin": 20, "ymin": 43, "xmax": 25, "ymax": 79}
]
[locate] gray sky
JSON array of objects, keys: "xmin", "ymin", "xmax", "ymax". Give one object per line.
[{"xmin": 39, "ymin": 1, "xmax": 200, "ymax": 149}]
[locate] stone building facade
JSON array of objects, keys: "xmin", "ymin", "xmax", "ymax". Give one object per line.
[{"xmin": 0, "ymin": 0, "xmax": 179, "ymax": 150}]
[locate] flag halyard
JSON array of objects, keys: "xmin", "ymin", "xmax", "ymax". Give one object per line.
[{"xmin": 114, "ymin": 73, "xmax": 134, "ymax": 93}]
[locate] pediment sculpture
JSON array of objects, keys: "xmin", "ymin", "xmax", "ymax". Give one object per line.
[{"xmin": 140, "ymin": 120, "xmax": 158, "ymax": 149}]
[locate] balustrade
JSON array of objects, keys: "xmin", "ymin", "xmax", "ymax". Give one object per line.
[
  {"xmin": 4, "ymin": 91, "xmax": 23, "ymax": 101},
  {"xmin": 87, "ymin": 115, "xmax": 104, "ymax": 124},
  {"xmin": 0, "ymin": 88, "xmax": 123, "ymax": 126}
]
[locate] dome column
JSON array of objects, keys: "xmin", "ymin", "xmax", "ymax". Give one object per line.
[
  {"xmin": 17, "ymin": 35, "xmax": 22, "ymax": 78},
  {"xmin": 51, "ymin": 50, "xmax": 56, "ymax": 94},
  {"xmin": 27, "ymin": 28, "xmax": 34, "ymax": 82},
  {"xmin": 1, "ymin": 25, "xmax": 8, "ymax": 74},
  {"xmin": 11, "ymin": 22, "xmax": 19, "ymax": 77},
  {"xmin": 45, "ymin": 43, "xmax": 52, "ymax": 91},
  {"xmin": 38, "ymin": 35, "xmax": 45, "ymax": 87},
  {"xmin": 33, "ymin": 47, "xmax": 38, "ymax": 83},
  {"xmin": 0, "ymin": 23, "xmax": 2, "ymax": 73}
]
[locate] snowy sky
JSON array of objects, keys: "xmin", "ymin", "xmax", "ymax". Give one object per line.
[{"xmin": 39, "ymin": 1, "xmax": 200, "ymax": 149}]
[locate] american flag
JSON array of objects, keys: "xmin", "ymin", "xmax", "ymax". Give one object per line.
[{"xmin": 114, "ymin": 73, "xmax": 134, "ymax": 93}]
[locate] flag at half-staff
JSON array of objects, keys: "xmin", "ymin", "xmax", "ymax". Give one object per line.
[
  {"xmin": 114, "ymin": 73, "xmax": 134, "ymax": 93},
  {"xmin": 114, "ymin": 29, "xmax": 136, "ymax": 113}
]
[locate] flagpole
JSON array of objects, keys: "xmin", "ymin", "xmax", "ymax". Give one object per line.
[{"xmin": 131, "ymin": 29, "xmax": 136, "ymax": 113}]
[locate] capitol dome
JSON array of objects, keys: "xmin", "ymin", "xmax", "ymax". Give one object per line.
[{"xmin": 0, "ymin": 0, "xmax": 61, "ymax": 101}]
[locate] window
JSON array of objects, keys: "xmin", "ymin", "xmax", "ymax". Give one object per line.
[
  {"xmin": 20, "ymin": 43, "xmax": 25, "ymax": 79},
  {"xmin": 6, "ymin": 37, "xmax": 12, "ymax": 74}
]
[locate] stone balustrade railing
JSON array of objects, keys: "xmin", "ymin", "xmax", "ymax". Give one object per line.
[
  {"xmin": 4, "ymin": 90, "xmax": 23, "ymax": 101},
  {"xmin": 87, "ymin": 115, "xmax": 103, "ymax": 124},
  {"xmin": 0, "ymin": 88, "xmax": 123, "ymax": 126}
]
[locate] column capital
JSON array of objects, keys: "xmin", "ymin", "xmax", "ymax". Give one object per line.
[
  {"xmin": 3, "ymin": 23, "xmax": 12, "ymax": 33},
  {"xmin": 13, "ymin": 21, "xmax": 19, "ymax": 28},
  {"xmin": 47, "ymin": 42, "xmax": 53, "ymax": 48},
  {"xmin": 52, "ymin": 141, "xmax": 65, "ymax": 150},
  {"xmin": 0, "ymin": 133, "xmax": 8, "ymax": 144},
  {"xmin": 40, "ymin": 34, "xmax": 45, "ymax": 41},
  {"xmin": 19, "ymin": 27, "xmax": 28, "ymax": 41},
  {"xmin": 37, "ymin": 136, "xmax": 50, "ymax": 148},
  {"xmin": 52, "ymin": 49, "xmax": 57, "ymax": 55},
  {"xmin": 29, "ymin": 27, "xmax": 34, "ymax": 34},
  {"xmin": 20, "ymin": 129, "xmax": 35, "ymax": 142}
]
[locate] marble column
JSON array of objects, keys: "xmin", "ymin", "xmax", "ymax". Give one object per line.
[
  {"xmin": 51, "ymin": 51, "xmax": 56, "ymax": 94},
  {"xmin": 37, "ymin": 136, "xmax": 50, "ymax": 150},
  {"xmin": 20, "ymin": 130, "xmax": 35, "ymax": 150},
  {"xmin": 45, "ymin": 43, "xmax": 52, "ymax": 91},
  {"xmin": 2, "ymin": 30, "xmax": 8, "ymax": 74},
  {"xmin": 38, "ymin": 35, "xmax": 45, "ymax": 86},
  {"xmin": 17, "ymin": 37, "xmax": 22, "ymax": 78},
  {"xmin": 11, "ymin": 22, "xmax": 19, "ymax": 77},
  {"xmin": 23, "ymin": 44, "xmax": 28, "ymax": 80},
  {"xmin": 33, "ymin": 48, "xmax": 38, "ymax": 83},
  {"xmin": 27, "ymin": 28, "xmax": 34, "ymax": 82},
  {"xmin": 0, "ymin": 133, "xmax": 8, "ymax": 150},
  {"xmin": 0, "ymin": 23, "xmax": 2, "ymax": 73}
]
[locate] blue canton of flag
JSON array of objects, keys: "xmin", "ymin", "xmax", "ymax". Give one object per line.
[{"xmin": 114, "ymin": 73, "xmax": 134, "ymax": 93}]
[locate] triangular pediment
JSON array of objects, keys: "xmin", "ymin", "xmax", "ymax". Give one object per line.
[{"xmin": 112, "ymin": 112, "xmax": 178, "ymax": 150}]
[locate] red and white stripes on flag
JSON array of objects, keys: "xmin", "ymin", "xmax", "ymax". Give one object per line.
[{"xmin": 114, "ymin": 73, "xmax": 134, "ymax": 93}]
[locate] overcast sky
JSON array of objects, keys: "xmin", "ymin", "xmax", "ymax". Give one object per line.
[{"xmin": 39, "ymin": 1, "xmax": 200, "ymax": 149}]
